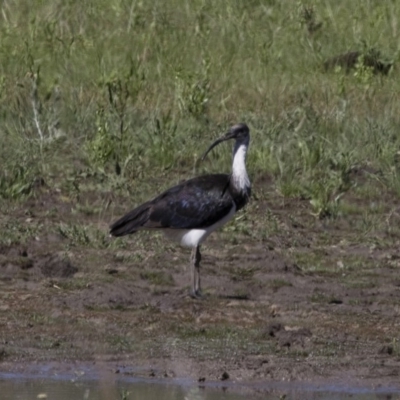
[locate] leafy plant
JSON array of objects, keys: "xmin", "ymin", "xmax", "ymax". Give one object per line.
[
  {"xmin": 85, "ymin": 107, "xmax": 115, "ymax": 169},
  {"xmin": 298, "ymin": 3, "xmax": 322, "ymax": 34},
  {"xmin": 0, "ymin": 164, "xmax": 35, "ymax": 200},
  {"xmin": 175, "ymin": 58, "xmax": 210, "ymax": 119}
]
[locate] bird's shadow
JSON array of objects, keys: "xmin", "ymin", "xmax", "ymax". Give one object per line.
[{"xmin": 179, "ymin": 292, "xmax": 250, "ymax": 301}]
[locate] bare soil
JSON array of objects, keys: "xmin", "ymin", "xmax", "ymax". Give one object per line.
[{"xmin": 0, "ymin": 177, "xmax": 400, "ymax": 392}]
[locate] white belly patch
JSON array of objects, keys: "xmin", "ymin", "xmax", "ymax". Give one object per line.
[{"xmin": 164, "ymin": 206, "xmax": 236, "ymax": 247}]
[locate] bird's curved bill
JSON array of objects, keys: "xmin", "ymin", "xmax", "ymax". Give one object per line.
[{"xmin": 201, "ymin": 131, "xmax": 235, "ymax": 161}]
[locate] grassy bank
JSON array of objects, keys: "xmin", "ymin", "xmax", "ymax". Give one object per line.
[{"xmin": 1, "ymin": 0, "xmax": 400, "ymax": 239}]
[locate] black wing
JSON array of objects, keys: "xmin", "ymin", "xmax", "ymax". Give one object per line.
[
  {"xmin": 149, "ymin": 174, "xmax": 234, "ymax": 229},
  {"xmin": 110, "ymin": 174, "xmax": 234, "ymax": 236}
]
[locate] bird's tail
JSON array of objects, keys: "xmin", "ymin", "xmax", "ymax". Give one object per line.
[{"xmin": 110, "ymin": 203, "xmax": 151, "ymax": 237}]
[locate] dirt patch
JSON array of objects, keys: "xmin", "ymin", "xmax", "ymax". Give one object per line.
[
  {"xmin": 37, "ymin": 254, "xmax": 78, "ymax": 278},
  {"xmin": 264, "ymin": 323, "xmax": 312, "ymax": 349},
  {"xmin": 0, "ymin": 246, "xmax": 77, "ymax": 281},
  {"xmin": 0, "ymin": 185, "xmax": 400, "ymax": 391}
]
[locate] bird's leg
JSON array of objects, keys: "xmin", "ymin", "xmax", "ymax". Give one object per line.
[
  {"xmin": 195, "ymin": 245, "xmax": 202, "ymax": 295},
  {"xmin": 190, "ymin": 245, "xmax": 202, "ymax": 298}
]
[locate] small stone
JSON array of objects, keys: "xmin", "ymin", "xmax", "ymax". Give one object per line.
[
  {"xmin": 329, "ymin": 298, "xmax": 343, "ymax": 305},
  {"xmin": 266, "ymin": 323, "xmax": 284, "ymax": 337},
  {"xmin": 220, "ymin": 371, "xmax": 229, "ymax": 381},
  {"xmin": 379, "ymin": 345, "xmax": 394, "ymax": 355},
  {"xmin": 106, "ymin": 268, "xmax": 119, "ymax": 275}
]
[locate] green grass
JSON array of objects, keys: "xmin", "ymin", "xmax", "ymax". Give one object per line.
[
  {"xmin": 140, "ymin": 270, "xmax": 175, "ymax": 286},
  {"xmin": 1, "ymin": 0, "xmax": 400, "ymax": 245},
  {"xmin": 269, "ymin": 278, "xmax": 293, "ymax": 290}
]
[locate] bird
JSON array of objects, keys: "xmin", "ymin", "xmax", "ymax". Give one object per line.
[{"xmin": 109, "ymin": 123, "xmax": 251, "ymax": 298}]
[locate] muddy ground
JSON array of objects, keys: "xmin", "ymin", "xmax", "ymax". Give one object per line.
[{"xmin": 0, "ymin": 173, "xmax": 400, "ymax": 393}]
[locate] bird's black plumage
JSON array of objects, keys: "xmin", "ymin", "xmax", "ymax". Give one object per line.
[{"xmin": 110, "ymin": 173, "xmax": 250, "ymax": 236}]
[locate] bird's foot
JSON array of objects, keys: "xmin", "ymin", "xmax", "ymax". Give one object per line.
[{"xmin": 189, "ymin": 289, "xmax": 203, "ymax": 299}]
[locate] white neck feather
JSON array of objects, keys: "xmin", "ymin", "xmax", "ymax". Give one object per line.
[{"xmin": 232, "ymin": 143, "xmax": 250, "ymax": 192}]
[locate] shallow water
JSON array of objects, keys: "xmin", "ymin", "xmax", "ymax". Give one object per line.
[
  {"xmin": 0, "ymin": 365, "xmax": 399, "ymax": 400},
  {"xmin": 1, "ymin": 378, "xmax": 399, "ymax": 400},
  {"xmin": 0, "ymin": 379, "xmax": 247, "ymax": 400}
]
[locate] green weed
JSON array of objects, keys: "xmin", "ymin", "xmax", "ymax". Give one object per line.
[
  {"xmin": 269, "ymin": 279, "xmax": 293, "ymax": 290},
  {"xmin": 230, "ymin": 266, "xmax": 258, "ymax": 281},
  {"xmin": 119, "ymin": 389, "xmax": 130, "ymax": 400},
  {"xmin": 175, "ymin": 58, "xmax": 210, "ymax": 119},
  {"xmin": 0, "ymin": 164, "xmax": 35, "ymax": 200},
  {"xmin": 57, "ymin": 223, "xmax": 109, "ymax": 248},
  {"xmin": 140, "ymin": 270, "xmax": 175, "ymax": 286},
  {"xmin": 0, "ymin": 219, "xmax": 42, "ymax": 246}
]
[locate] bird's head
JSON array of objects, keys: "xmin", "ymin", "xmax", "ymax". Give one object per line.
[{"xmin": 201, "ymin": 123, "xmax": 250, "ymax": 161}]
